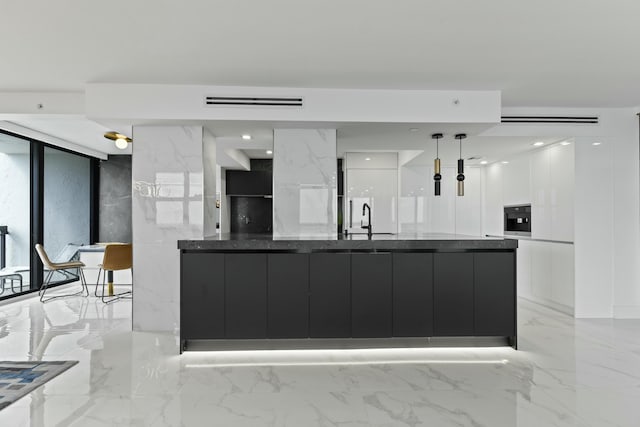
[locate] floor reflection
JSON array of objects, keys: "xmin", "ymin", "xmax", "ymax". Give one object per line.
[{"xmin": 1, "ymin": 294, "xmax": 639, "ymax": 426}]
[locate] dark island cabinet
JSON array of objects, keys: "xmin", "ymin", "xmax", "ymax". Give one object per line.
[
  {"xmin": 433, "ymin": 253, "xmax": 475, "ymax": 336},
  {"xmin": 474, "ymin": 252, "xmax": 516, "ymax": 336},
  {"xmin": 180, "ymin": 247, "xmax": 517, "ymax": 348},
  {"xmin": 181, "ymin": 253, "xmax": 225, "ymax": 339},
  {"xmin": 267, "ymin": 254, "xmax": 310, "ymax": 338},
  {"xmin": 309, "ymin": 253, "xmax": 351, "ymax": 338},
  {"xmin": 392, "ymin": 253, "xmax": 434, "ymax": 337},
  {"xmin": 225, "ymin": 254, "xmax": 268, "ymax": 338},
  {"xmin": 351, "ymin": 253, "xmax": 393, "ymax": 338}
]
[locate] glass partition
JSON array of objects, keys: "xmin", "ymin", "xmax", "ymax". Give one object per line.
[{"xmin": 0, "ymin": 133, "xmax": 31, "ymax": 296}]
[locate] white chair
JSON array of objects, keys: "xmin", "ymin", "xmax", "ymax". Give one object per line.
[{"xmin": 35, "ymin": 244, "xmax": 88, "ymax": 303}]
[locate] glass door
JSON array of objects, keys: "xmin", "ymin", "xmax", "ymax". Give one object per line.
[{"xmin": 0, "ymin": 133, "xmax": 31, "ymax": 297}]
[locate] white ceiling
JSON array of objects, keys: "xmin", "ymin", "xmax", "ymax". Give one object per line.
[
  {"xmin": 2, "ymin": 1, "xmax": 640, "ymax": 107},
  {"xmin": 7, "ymin": 118, "xmax": 130, "ymax": 155}
]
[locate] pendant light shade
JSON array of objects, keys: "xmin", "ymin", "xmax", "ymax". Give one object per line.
[
  {"xmin": 455, "ymin": 133, "xmax": 467, "ymax": 196},
  {"xmin": 432, "ymin": 133, "xmax": 443, "ymax": 196}
]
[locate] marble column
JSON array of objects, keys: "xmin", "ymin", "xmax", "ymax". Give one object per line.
[
  {"xmin": 131, "ymin": 125, "xmax": 204, "ymax": 332},
  {"xmin": 203, "ymin": 130, "xmax": 217, "ymax": 237},
  {"xmin": 273, "ymin": 129, "xmax": 337, "ymax": 237}
]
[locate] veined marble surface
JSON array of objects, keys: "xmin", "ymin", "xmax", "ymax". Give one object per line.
[
  {"xmin": 132, "ymin": 126, "xmax": 204, "ymax": 333},
  {"xmin": 1, "ymin": 291, "xmax": 640, "ymax": 426},
  {"xmin": 273, "ymin": 129, "xmax": 337, "ymax": 238}
]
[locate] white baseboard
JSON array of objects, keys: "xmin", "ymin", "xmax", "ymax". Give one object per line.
[{"xmin": 613, "ymin": 305, "xmax": 640, "ymax": 319}]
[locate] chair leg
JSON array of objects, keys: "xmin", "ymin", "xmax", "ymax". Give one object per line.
[
  {"xmin": 40, "ymin": 268, "xmax": 89, "ymax": 303},
  {"xmin": 100, "ymin": 269, "xmax": 132, "ymax": 304},
  {"xmin": 95, "ymin": 268, "xmax": 103, "ymax": 297}
]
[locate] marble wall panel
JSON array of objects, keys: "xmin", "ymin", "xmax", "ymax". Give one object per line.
[
  {"xmin": 132, "ymin": 126, "xmax": 203, "ymax": 332},
  {"xmin": 273, "ymin": 129, "xmax": 337, "ymax": 238}
]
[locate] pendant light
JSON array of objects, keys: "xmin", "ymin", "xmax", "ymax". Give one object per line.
[
  {"xmin": 455, "ymin": 133, "xmax": 467, "ymax": 196},
  {"xmin": 432, "ymin": 133, "xmax": 443, "ymax": 196}
]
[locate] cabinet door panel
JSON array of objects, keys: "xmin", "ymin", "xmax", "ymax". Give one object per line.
[
  {"xmin": 393, "ymin": 253, "xmax": 433, "ymax": 337},
  {"xmin": 433, "ymin": 253, "xmax": 474, "ymax": 336},
  {"xmin": 268, "ymin": 254, "xmax": 309, "ymax": 338},
  {"xmin": 309, "ymin": 253, "xmax": 351, "ymax": 338},
  {"xmin": 225, "ymin": 254, "xmax": 267, "ymax": 338},
  {"xmin": 181, "ymin": 253, "xmax": 225, "ymax": 339},
  {"xmin": 352, "ymin": 253, "xmax": 392, "ymax": 338},
  {"xmin": 474, "ymin": 252, "xmax": 516, "ymax": 336}
]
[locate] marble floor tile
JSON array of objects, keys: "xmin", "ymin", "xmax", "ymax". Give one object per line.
[{"xmin": 1, "ymin": 296, "xmax": 640, "ymax": 426}]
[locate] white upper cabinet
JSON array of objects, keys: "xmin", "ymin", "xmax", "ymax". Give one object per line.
[
  {"xmin": 530, "ymin": 148, "xmax": 552, "ymax": 240},
  {"xmin": 455, "ymin": 167, "xmax": 482, "ymax": 236},
  {"xmin": 345, "ymin": 153, "xmax": 398, "ymax": 234},
  {"xmin": 482, "ymin": 163, "xmax": 504, "ymax": 236},
  {"xmin": 427, "ymin": 165, "xmax": 456, "ymax": 234},
  {"xmin": 502, "ymin": 156, "xmax": 531, "ymax": 207},
  {"xmin": 549, "ymin": 144, "xmax": 575, "ymax": 242}
]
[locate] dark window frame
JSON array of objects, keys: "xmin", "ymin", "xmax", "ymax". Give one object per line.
[{"xmin": 0, "ymin": 128, "xmax": 100, "ymax": 301}]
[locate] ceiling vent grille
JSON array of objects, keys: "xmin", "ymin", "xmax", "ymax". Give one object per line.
[
  {"xmin": 205, "ymin": 95, "xmax": 304, "ymax": 107},
  {"xmin": 501, "ymin": 116, "xmax": 598, "ymax": 124}
]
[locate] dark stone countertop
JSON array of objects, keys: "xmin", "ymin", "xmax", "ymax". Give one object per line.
[{"xmin": 178, "ymin": 233, "xmax": 518, "ymax": 252}]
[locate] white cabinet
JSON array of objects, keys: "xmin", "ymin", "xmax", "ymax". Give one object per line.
[
  {"xmin": 530, "ymin": 240, "xmax": 552, "ymax": 301},
  {"xmin": 549, "ymin": 144, "xmax": 574, "ymax": 242},
  {"xmin": 428, "ymin": 166, "xmax": 456, "ymax": 234},
  {"xmin": 551, "ymin": 243, "xmax": 574, "ymax": 307},
  {"xmin": 516, "ymin": 239, "xmax": 532, "ymax": 299},
  {"xmin": 345, "ymin": 153, "xmax": 398, "ymax": 234},
  {"xmin": 455, "ymin": 167, "xmax": 482, "ymax": 236},
  {"xmin": 482, "ymin": 163, "xmax": 504, "ymax": 236},
  {"xmin": 531, "ymin": 149, "xmax": 551, "ymax": 240},
  {"xmin": 503, "ymin": 156, "xmax": 531, "ymax": 206},
  {"xmin": 530, "ymin": 143, "xmax": 574, "ymax": 241},
  {"xmin": 516, "ymin": 238, "xmax": 574, "ymax": 315}
]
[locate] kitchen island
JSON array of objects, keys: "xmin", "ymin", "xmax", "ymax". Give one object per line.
[{"xmin": 178, "ymin": 233, "xmax": 518, "ymax": 352}]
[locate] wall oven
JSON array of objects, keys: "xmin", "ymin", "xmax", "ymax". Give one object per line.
[{"xmin": 504, "ymin": 204, "xmax": 531, "ymax": 236}]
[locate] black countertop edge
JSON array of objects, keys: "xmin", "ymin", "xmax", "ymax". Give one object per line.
[{"xmin": 178, "ymin": 236, "xmax": 518, "ymax": 251}]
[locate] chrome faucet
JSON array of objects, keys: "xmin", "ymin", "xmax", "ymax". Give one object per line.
[{"xmin": 361, "ymin": 203, "xmax": 372, "ymax": 238}]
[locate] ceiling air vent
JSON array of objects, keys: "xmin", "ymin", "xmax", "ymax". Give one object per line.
[
  {"xmin": 501, "ymin": 116, "xmax": 598, "ymax": 124},
  {"xmin": 205, "ymin": 95, "xmax": 304, "ymax": 107}
]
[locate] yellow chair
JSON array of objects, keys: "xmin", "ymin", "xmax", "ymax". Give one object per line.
[
  {"xmin": 35, "ymin": 244, "xmax": 88, "ymax": 303},
  {"xmin": 95, "ymin": 244, "xmax": 132, "ymax": 303}
]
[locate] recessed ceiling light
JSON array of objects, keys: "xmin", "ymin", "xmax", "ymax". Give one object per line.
[
  {"xmin": 560, "ymin": 141, "xmax": 571, "ymax": 146},
  {"xmin": 242, "ymin": 134, "xmax": 252, "ymax": 140},
  {"xmin": 409, "ymin": 128, "xmax": 419, "ymax": 132},
  {"xmin": 365, "ymin": 157, "xmax": 371, "ymax": 161},
  {"xmin": 266, "ymin": 150, "xmax": 273, "ymax": 155},
  {"xmin": 533, "ymin": 141, "xmax": 544, "ymax": 146},
  {"xmin": 480, "ymin": 160, "xmax": 488, "ymax": 165},
  {"xmin": 501, "ymin": 161, "xmax": 509, "ymax": 164},
  {"xmin": 592, "ymin": 142, "xmax": 601, "ymax": 146}
]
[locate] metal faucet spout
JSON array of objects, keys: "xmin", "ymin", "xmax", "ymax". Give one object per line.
[{"xmin": 361, "ymin": 203, "xmax": 372, "ymax": 238}]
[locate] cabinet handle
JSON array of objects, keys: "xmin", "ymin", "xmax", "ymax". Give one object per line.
[{"xmin": 349, "ymin": 200, "xmax": 353, "ymax": 228}]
